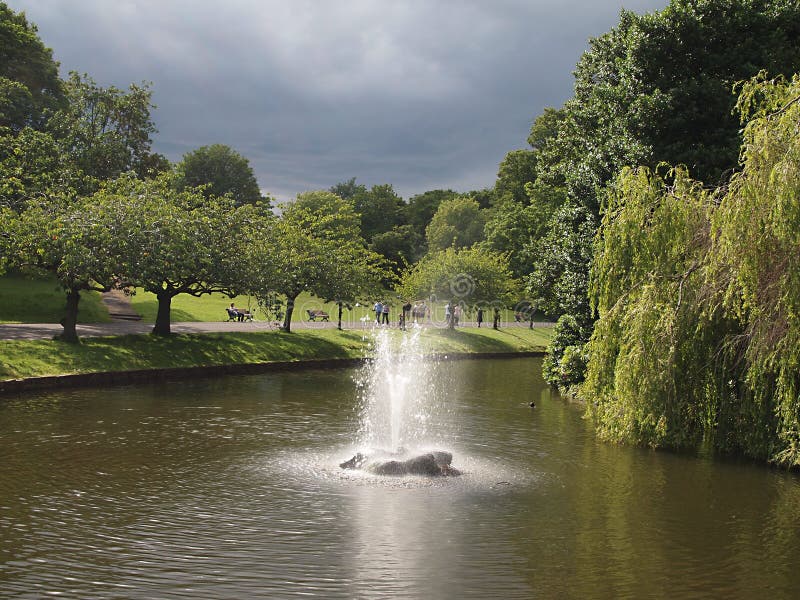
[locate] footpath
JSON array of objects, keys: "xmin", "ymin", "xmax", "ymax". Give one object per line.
[{"xmin": 0, "ymin": 319, "xmax": 537, "ymax": 341}]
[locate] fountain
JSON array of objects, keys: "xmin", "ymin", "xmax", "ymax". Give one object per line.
[{"xmin": 340, "ymin": 326, "xmax": 461, "ymax": 477}]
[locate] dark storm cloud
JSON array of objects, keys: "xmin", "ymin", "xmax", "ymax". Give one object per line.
[{"xmin": 11, "ymin": 0, "xmax": 667, "ymax": 202}]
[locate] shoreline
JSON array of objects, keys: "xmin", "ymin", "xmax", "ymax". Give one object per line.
[{"xmin": 0, "ymin": 351, "xmax": 545, "ymax": 396}]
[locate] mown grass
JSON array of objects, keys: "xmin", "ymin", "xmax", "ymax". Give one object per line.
[
  {"xmin": 0, "ymin": 273, "xmax": 110, "ymax": 324},
  {"xmin": 0, "ymin": 273, "xmax": 548, "ymax": 326},
  {"xmin": 0, "ymin": 326, "xmax": 553, "ymax": 381}
]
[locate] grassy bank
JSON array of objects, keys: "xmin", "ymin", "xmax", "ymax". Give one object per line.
[
  {"xmin": 0, "ymin": 326, "xmax": 552, "ymax": 381},
  {"xmin": 1, "ymin": 274, "xmax": 549, "ymax": 326}
]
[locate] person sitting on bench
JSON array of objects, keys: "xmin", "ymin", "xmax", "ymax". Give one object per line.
[{"xmin": 228, "ymin": 302, "xmax": 248, "ymax": 322}]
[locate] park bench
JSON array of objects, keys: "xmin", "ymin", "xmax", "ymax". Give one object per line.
[
  {"xmin": 307, "ymin": 309, "xmax": 330, "ymax": 322},
  {"xmin": 225, "ymin": 307, "xmax": 254, "ymax": 322}
]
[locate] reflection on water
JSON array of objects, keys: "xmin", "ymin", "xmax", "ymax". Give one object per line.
[{"xmin": 1, "ymin": 358, "xmax": 799, "ymax": 598}]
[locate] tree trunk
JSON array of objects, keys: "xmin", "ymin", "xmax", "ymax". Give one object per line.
[
  {"xmin": 59, "ymin": 288, "xmax": 81, "ymax": 343},
  {"xmin": 448, "ymin": 300, "xmax": 455, "ymax": 330},
  {"xmin": 282, "ymin": 294, "xmax": 296, "ymax": 332},
  {"xmin": 337, "ymin": 302, "xmax": 343, "ymax": 331},
  {"xmin": 493, "ymin": 308, "xmax": 500, "ymax": 330},
  {"xmin": 153, "ymin": 292, "xmax": 172, "ymax": 336}
]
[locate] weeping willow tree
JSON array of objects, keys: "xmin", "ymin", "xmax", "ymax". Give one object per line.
[
  {"xmin": 709, "ymin": 73, "xmax": 800, "ymax": 465},
  {"xmin": 582, "ymin": 166, "xmax": 727, "ymax": 450},
  {"xmin": 582, "ymin": 73, "xmax": 800, "ymax": 466}
]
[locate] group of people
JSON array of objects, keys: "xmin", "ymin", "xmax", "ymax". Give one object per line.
[
  {"xmin": 371, "ymin": 300, "xmax": 489, "ymax": 329},
  {"xmin": 372, "ymin": 300, "xmax": 431, "ymax": 330}
]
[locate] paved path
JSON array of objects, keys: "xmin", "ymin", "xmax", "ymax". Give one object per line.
[{"xmin": 0, "ymin": 320, "xmax": 542, "ymax": 341}]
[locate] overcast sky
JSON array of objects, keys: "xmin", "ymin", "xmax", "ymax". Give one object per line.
[{"xmin": 11, "ymin": 0, "xmax": 666, "ymax": 203}]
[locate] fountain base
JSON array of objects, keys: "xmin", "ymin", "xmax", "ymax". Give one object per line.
[{"xmin": 340, "ymin": 449, "xmax": 461, "ymax": 477}]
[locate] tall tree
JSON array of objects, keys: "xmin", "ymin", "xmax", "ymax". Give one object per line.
[
  {"xmin": 329, "ymin": 176, "xmax": 366, "ymax": 200},
  {"xmin": 405, "ymin": 189, "xmax": 459, "ymax": 242},
  {"xmin": 425, "ymin": 196, "xmax": 486, "ymax": 252},
  {"xmin": 0, "ymin": 2, "xmax": 64, "ymax": 131},
  {"xmin": 526, "ymin": 0, "xmax": 800, "ymax": 381},
  {"xmin": 351, "ymin": 183, "xmax": 406, "ymax": 242},
  {"xmin": 176, "ymin": 143, "xmax": 266, "ymax": 206},
  {"xmin": 46, "ymin": 72, "xmax": 167, "ymax": 192}
]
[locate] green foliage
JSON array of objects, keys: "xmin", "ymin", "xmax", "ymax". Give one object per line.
[
  {"xmin": 329, "ymin": 176, "xmax": 366, "ymax": 200},
  {"xmin": 176, "ymin": 143, "xmax": 265, "ymax": 206},
  {"xmin": 247, "ymin": 194, "xmax": 389, "ymax": 332},
  {"xmin": 495, "ymin": 149, "xmax": 537, "ymax": 204},
  {"xmin": 525, "ymin": 0, "xmax": 800, "ymax": 375},
  {"xmin": 425, "ymin": 196, "xmax": 487, "ymax": 251},
  {"xmin": 46, "ymin": 73, "xmax": 164, "ymax": 191},
  {"xmin": 542, "ymin": 313, "xmax": 592, "ymax": 388},
  {"xmin": 92, "ymin": 173, "xmax": 254, "ymax": 334},
  {"xmin": 582, "ymin": 167, "xmax": 719, "ymax": 448},
  {"xmin": 581, "ymin": 73, "xmax": 800, "ymax": 466},
  {"xmin": 708, "ymin": 73, "xmax": 800, "ymax": 465},
  {"xmin": 0, "ymin": 3, "xmax": 64, "ymax": 131},
  {"xmin": 527, "ymin": 202, "xmax": 597, "ymax": 321},
  {"xmin": 0, "ymin": 127, "xmax": 83, "ymax": 211},
  {"xmin": 352, "ymin": 183, "xmax": 406, "ymax": 242},
  {"xmin": 399, "ymin": 246, "xmax": 518, "ymax": 312},
  {"xmin": 369, "ymin": 225, "xmax": 422, "ymax": 274},
  {"xmin": 405, "ymin": 189, "xmax": 459, "ymax": 243}
]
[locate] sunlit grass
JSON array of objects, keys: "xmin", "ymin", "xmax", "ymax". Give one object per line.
[
  {"xmin": 0, "ymin": 272, "xmax": 111, "ymax": 324},
  {"xmin": 1, "ymin": 272, "xmax": 550, "ymax": 326},
  {"xmin": 0, "ymin": 326, "xmax": 553, "ymax": 380}
]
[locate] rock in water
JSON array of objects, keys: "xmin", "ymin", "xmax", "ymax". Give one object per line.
[{"xmin": 340, "ymin": 450, "xmax": 460, "ymax": 476}]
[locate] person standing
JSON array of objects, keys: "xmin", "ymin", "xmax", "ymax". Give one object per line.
[
  {"xmin": 381, "ymin": 302, "xmax": 390, "ymax": 325},
  {"xmin": 477, "ymin": 307, "xmax": 484, "ymax": 328},
  {"xmin": 374, "ymin": 301, "xmax": 383, "ymax": 324},
  {"xmin": 453, "ymin": 304, "xmax": 461, "ymax": 327},
  {"xmin": 401, "ymin": 301, "xmax": 411, "ymax": 330}
]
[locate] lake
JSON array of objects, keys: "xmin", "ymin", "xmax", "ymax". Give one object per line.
[{"xmin": 1, "ymin": 356, "xmax": 799, "ymax": 598}]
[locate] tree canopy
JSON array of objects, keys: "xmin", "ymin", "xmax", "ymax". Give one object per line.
[
  {"xmin": 425, "ymin": 196, "xmax": 486, "ymax": 252},
  {"xmin": 581, "ymin": 73, "xmax": 800, "ymax": 467},
  {"xmin": 525, "ymin": 0, "xmax": 800, "ymax": 385},
  {"xmin": 0, "ymin": 2, "xmax": 63, "ymax": 131},
  {"xmin": 176, "ymin": 143, "xmax": 265, "ymax": 206}
]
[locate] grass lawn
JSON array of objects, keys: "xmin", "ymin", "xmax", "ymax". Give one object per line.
[
  {"xmin": 0, "ymin": 273, "xmax": 111, "ymax": 324},
  {"xmin": 0, "ymin": 326, "xmax": 553, "ymax": 381},
  {"xmin": 0, "ymin": 273, "xmax": 551, "ymax": 327}
]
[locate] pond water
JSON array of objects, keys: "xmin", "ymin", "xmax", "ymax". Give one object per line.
[{"xmin": 1, "ymin": 356, "xmax": 799, "ymax": 599}]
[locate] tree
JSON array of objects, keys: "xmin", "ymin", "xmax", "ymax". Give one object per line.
[
  {"xmin": 0, "ymin": 126, "xmax": 83, "ymax": 211},
  {"xmin": 425, "ymin": 196, "xmax": 486, "ymax": 252},
  {"xmin": 405, "ymin": 189, "xmax": 459, "ymax": 242},
  {"xmin": 5, "ymin": 196, "xmax": 116, "ymax": 342},
  {"xmin": 494, "ymin": 149, "xmax": 537, "ymax": 204},
  {"xmin": 329, "ymin": 176, "xmax": 366, "ymax": 200},
  {"xmin": 46, "ymin": 73, "xmax": 166, "ymax": 192},
  {"xmin": 247, "ymin": 215, "xmax": 335, "ymax": 333},
  {"xmin": 581, "ymin": 73, "xmax": 800, "ymax": 466},
  {"xmin": 399, "ymin": 247, "xmax": 518, "ymax": 329},
  {"xmin": 524, "ymin": 0, "xmax": 800, "ymax": 382},
  {"xmin": 176, "ymin": 143, "xmax": 266, "ymax": 206},
  {"xmin": 247, "ymin": 191, "xmax": 388, "ymax": 332},
  {"xmin": 370, "ymin": 225, "xmax": 422, "ymax": 275},
  {"xmin": 351, "ymin": 183, "xmax": 406, "ymax": 242},
  {"xmin": 94, "ymin": 173, "xmax": 252, "ymax": 335},
  {"xmin": 482, "ymin": 199, "xmax": 541, "ymax": 279},
  {"xmin": 0, "ymin": 2, "xmax": 64, "ymax": 131}
]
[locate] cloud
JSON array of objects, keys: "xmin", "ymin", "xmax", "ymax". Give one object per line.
[{"xmin": 11, "ymin": 0, "xmax": 667, "ymax": 201}]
